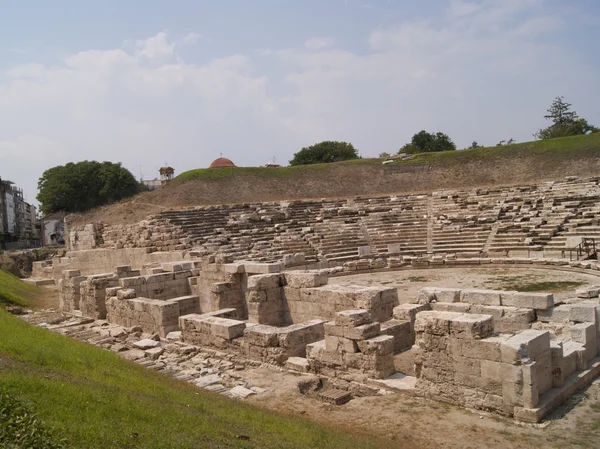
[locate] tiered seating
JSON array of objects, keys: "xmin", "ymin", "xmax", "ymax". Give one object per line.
[
  {"xmin": 143, "ymin": 176, "xmax": 600, "ymax": 263},
  {"xmin": 431, "ymin": 189, "xmax": 500, "ymax": 254},
  {"xmin": 359, "ymin": 195, "xmax": 428, "ymax": 256}
]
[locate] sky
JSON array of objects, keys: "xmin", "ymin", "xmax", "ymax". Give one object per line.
[{"xmin": 0, "ymin": 0, "xmax": 599, "ymax": 207}]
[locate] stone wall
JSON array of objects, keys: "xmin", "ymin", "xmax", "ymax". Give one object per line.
[{"xmin": 412, "ymin": 309, "xmax": 600, "ymax": 422}]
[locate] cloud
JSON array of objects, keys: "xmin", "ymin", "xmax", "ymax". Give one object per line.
[
  {"xmin": 0, "ymin": 1, "xmax": 597, "ymax": 208},
  {"xmin": 304, "ymin": 37, "xmax": 335, "ymax": 50},
  {"xmin": 135, "ymin": 32, "xmax": 175, "ymax": 61}
]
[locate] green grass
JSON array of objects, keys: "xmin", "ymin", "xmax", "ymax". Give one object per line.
[
  {"xmin": 0, "ymin": 269, "xmax": 41, "ymax": 306},
  {"xmin": 0, "ymin": 281, "xmax": 384, "ymax": 449},
  {"xmin": 175, "ymin": 133, "xmax": 600, "ymax": 183}
]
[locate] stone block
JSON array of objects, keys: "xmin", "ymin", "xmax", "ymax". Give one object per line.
[
  {"xmin": 460, "ymin": 289, "xmax": 501, "ymax": 306},
  {"xmin": 243, "ymin": 325, "xmax": 279, "ymax": 347},
  {"xmin": 286, "ymin": 357, "xmax": 310, "ymax": 372},
  {"xmin": 570, "ymin": 304, "xmax": 599, "ymax": 324},
  {"xmin": 449, "ymin": 314, "xmax": 494, "ymax": 340},
  {"xmin": 343, "ymin": 322, "xmax": 381, "ymax": 340},
  {"xmin": 222, "ymin": 263, "xmax": 246, "ymax": 274},
  {"xmin": 536, "ymin": 304, "xmax": 571, "ymax": 323},
  {"xmin": 393, "ymin": 303, "xmax": 429, "ymax": 322},
  {"xmin": 247, "ymin": 273, "xmax": 283, "ymax": 291},
  {"xmin": 500, "ymin": 330, "xmax": 551, "ymax": 364},
  {"xmin": 278, "ymin": 320, "xmax": 325, "ymax": 350},
  {"xmin": 449, "ymin": 336, "xmax": 503, "ymax": 362},
  {"xmin": 430, "ymin": 302, "xmax": 471, "ymax": 313},
  {"xmin": 419, "ymin": 287, "xmax": 461, "ymax": 303},
  {"xmin": 500, "ymin": 292, "xmax": 553, "ymax": 310},
  {"xmin": 325, "ymin": 335, "xmax": 358, "ymax": 353},
  {"xmin": 380, "ymin": 319, "xmax": 413, "ymax": 352},
  {"xmin": 480, "ymin": 360, "xmax": 522, "ymax": 384},
  {"xmin": 357, "ymin": 335, "xmax": 394, "ymax": 356},
  {"xmin": 244, "ymin": 262, "xmax": 283, "ymax": 274},
  {"xmin": 335, "ymin": 309, "xmax": 373, "ymax": 327},
  {"xmin": 570, "ymin": 322, "xmax": 598, "ymax": 362},
  {"xmin": 413, "ymin": 311, "xmax": 457, "ymax": 335},
  {"xmin": 284, "ymin": 271, "xmax": 328, "ymax": 288},
  {"xmin": 576, "ymin": 285, "xmax": 600, "ymax": 299},
  {"xmin": 117, "ymin": 288, "xmax": 137, "ymax": 300}
]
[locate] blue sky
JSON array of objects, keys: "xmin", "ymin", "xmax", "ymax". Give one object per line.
[{"xmin": 0, "ymin": 0, "xmax": 599, "ymax": 207}]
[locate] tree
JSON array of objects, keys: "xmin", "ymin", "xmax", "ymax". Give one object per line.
[
  {"xmin": 378, "ymin": 152, "xmax": 392, "ymax": 158},
  {"xmin": 399, "ymin": 130, "xmax": 456, "ymax": 154},
  {"xmin": 469, "ymin": 141, "xmax": 482, "ymax": 149},
  {"xmin": 37, "ymin": 161, "xmax": 140, "ymax": 215},
  {"xmin": 289, "ymin": 141, "xmax": 360, "ymax": 166},
  {"xmin": 534, "ymin": 96, "xmax": 599, "ymax": 140}
]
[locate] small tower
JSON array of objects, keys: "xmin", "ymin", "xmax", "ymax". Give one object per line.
[{"xmin": 159, "ymin": 165, "xmax": 175, "ymax": 182}]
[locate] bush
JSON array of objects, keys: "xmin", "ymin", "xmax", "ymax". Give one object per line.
[
  {"xmin": 289, "ymin": 141, "xmax": 360, "ymax": 166},
  {"xmin": 0, "ymin": 388, "xmax": 66, "ymax": 449}
]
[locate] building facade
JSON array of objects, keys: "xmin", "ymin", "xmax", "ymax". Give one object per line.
[{"xmin": 0, "ymin": 176, "xmax": 40, "ymax": 250}]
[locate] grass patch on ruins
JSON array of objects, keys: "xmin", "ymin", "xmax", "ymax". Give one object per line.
[
  {"xmin": 483, "ymin": 276, "xmax": 585, "ymax": 293},
  {"xmin": 0, "ymin": 269, "xmax": 40, "ymax": 307},
  {"xmin": 0, "ymin": 307, "xmax": 383, "ymax": 449}
]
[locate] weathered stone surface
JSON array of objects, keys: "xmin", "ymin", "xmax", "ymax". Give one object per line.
[
  {"xmin": 134, "ymin": 339, "xmax": 160, "ymax": 350},
  {"xmin": 334, "ymin": 309, "xmax": 373, "ymax": 327},
  {"xmin": 460, "ymin": 289, "xmax": 502, "ymax": 306},
  {"xmin": 500, "ymin": 292, "xmax": 553, "ymax": 310}
]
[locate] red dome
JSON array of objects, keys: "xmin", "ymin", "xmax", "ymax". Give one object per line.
[{"xmin": 209, "ymin": 157, "xmax": 237, "ymax": 168}]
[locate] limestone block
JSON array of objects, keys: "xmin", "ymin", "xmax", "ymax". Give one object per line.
[
  {"xmin": 247, "ymin": 273, "xmax": 283, "ymax": 291},
  {"xmin": 536, "ymin": 304, "xmax": 571, "ymax": 323},
  {"xmin": 244, "ymin": 262, "xmax": 283, "ymax": 274},
  {"xmin": 243, "ymin": 325, "xmax": 280, "ymax": 347},
  {"xmin": 246, "ymin": 290, "xmax": 267, "ymax": 303},
  {"xmin": 380, "ymin": 319, "xmax": 413, "ymax": 352},
  {"xmin": 570, "ymin": 304, "xmax": 599, "ymax": 324},
  {"xmin": 325, "ymin": 335, "xmax": 358, "ymax": 353},
  {"xmin": 570, "ymin": 323, "xmax": 597, "ymax": 362},
  {"xmin": 460, "ymin": 289, "xmax": 501, "ymax": 306},
  {"xmin": 469, "ymin": 305, "xmax": 505, "ymax": 321},
  {"xmin": 480, "ymin": 360, "xmax": 522, "ymax": 384},
  {"xmin": 393, "ymin": 303, "xmax": 429, "ymax": 322},
  {"xmin": 430, "ymin": 302, "xmax": 471, "ymax": 313},
  {"xmin": 278, "ymin": 320, "xmax": 325, "ymax": 350},
  {"xmin": 450, "ymin": 336, "xmax": 503, "ymax": 362},
  {"xmin": 117, "ymin": 289, "xmax": 137, "ymax": 300},
  {"xmin": 357, "ymin": 335, "xmax": 394, "ymax": 356},
  {"xmin": 343, "ymin": 323, "xmax": 381, "ymax": 341},
  {"xmin": 286, "ymin": 357, "xmax": 310, "ymax": 372},
  {"xmin": 335, "ymin": 309, "xmax": 373, "ymax": 327},
  {"xmin": 413, "ymin": 311, "xmax": 457, "ymax": 336},
  {"xmin": 576, "ymin": 285, "xmax": 600, "ymax": 299},
  {"xmin": 222, "ymin": 263, "xmax": 246, "ymax": 274},
  {"xmin": 521, "ymin": 362, "xmax": 539, "ymax": 408},
  {"xmin": 419, "ymin": 287, "xmax": 461, "ymax": 303},
  {"xmin": 449, "ymin": 314, "xmax": 494, "ymax": 340},
  {"xmin": 550, "ymin": 341, "xmax": 565, "ymax": 388},
  {"xmin": 500, "ymin": 330, "xmax": 551, "ymax": 364},
  {"xmin": 500, "ymin": 292, "xmax": 553, "ymax": 310},
  {"xmin": 284, "ymin": 271, "xmax": 328, "ymax": 288},
  {"xmin": 323, "ymin": 321, "xmax": 344, "ymax": 337}
]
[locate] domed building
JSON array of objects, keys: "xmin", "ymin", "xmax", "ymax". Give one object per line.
[{"xmin": 209, "ymin": 157, "xmax": 236, "ymax": 168}]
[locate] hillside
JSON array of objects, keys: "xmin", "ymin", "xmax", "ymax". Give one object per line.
[
  {"xmin": 71, "ymin": 133, "xmax": 600, "ymax": 227},
  {"xmin": 0, "ymin": 274, "xmax": 383, "ymax": 449}
]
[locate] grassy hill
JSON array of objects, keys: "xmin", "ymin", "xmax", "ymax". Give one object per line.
[
  {"xmin": 71, "ymin": 133, "xmax": 600, "ymax": 226},
  {"xmin": 0, "ymin": 274, "xmax": 384, "ymax": 449}
]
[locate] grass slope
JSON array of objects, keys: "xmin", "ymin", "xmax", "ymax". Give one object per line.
[
  {"xmin": 176, "ymin": 133, "xmax": 600, "ymax": 183},
  {"xmin": 0, "ymin": 269, "xmax": 41, "ymax": 306},
  {"xmin": 0, "ymin": 280, "xmax": 383, "ymax": 449}
]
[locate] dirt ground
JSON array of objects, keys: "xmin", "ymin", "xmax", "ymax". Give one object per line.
[
  {"xmin": 28, "ymin": 267, "xmax": 600, "ymax": 449},
  {"xmin": 329, "ymin": 266, "xmax": 600, "ymax": 303}
]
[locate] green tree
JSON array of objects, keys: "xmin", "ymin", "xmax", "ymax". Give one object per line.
[
  {"xmin": 535, "ymin": 96, "xmax": 599, "ymax": 140},
  {"xmin": 289, "ymin": 141, "xmax": 360, "ymax": 166},
  {"xmin": 37, "ymin": 161, "xmax": 140, "ymax": 215},
  {"xmin": 399, "ymin": 130, "xmax": 456, "ymax": 154}
]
